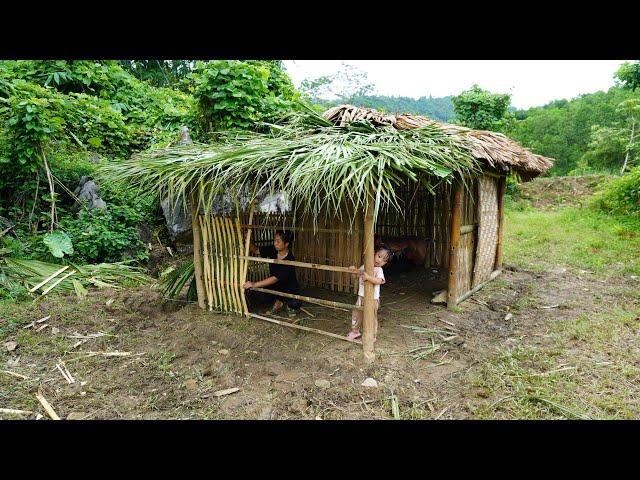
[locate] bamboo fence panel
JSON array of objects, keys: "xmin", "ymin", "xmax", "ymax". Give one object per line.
[{"xmin": 472, "ymin": 175, "xmax": 499, "ymax": 287}]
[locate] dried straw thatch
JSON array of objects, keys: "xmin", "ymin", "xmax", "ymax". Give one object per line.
[{"xmin": 323, "ymin": 105, "xmax": 553, "ymax": 180}]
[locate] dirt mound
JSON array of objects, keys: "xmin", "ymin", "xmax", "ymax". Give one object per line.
[{"xmin": 516, "ymin": 174, "xmax": 609, "ymax": 210}]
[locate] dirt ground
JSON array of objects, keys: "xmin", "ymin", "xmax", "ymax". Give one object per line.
[
  {"xmin": 2, "ymin": 255, "xmax": 633, "ymax": 420},
  {"xmin": 2, "ymin": 174, "xmax": 637, "ymax": 420}
]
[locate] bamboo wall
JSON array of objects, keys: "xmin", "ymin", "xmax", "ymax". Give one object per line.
[
  {"xmin": 237, "ymin": 210, "xmax": 362, "ymax": 294},
  {"xmin": 454, "ymin": 179, "xmax": 479, "ymax": 299},
  {"xmin": 193, "ymin": 173, "xmax": 504, "ymax": 312}
]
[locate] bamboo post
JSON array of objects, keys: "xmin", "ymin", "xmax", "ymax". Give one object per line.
[
  {"xmin": 494, "ymin": 176, "xmax": 507, "ymax": 271},
  {"xmin": 447, "ymin": 181, "xmax": 463, "ymax": 309},
  {"xmin": 362, "ymin": 196, "xmax": 376, "ymax": 363},
  {"xmin": 190, "ymin": 195, "xmax": 206, "ymax": 309}
]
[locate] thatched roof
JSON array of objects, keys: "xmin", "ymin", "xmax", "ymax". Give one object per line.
[{"xmin": 323, "ymin": 105, "xmax": 554, "ymax": 181}]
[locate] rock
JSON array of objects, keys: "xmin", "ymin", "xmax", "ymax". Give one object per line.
[
  {"xmin": 290, "ymin": 398, "xmax": 308, "ymax": 414},
  {"xmin": 218, "ymin": 349, "xmax": 230, "ymax": 356},
  {"xmin": 178, "ymin": 126, "xmax": 193, "ymax": 146},
  {"xmin": 361, "ymin": 377, "xmax": 378, "ymax": 388},
  {"xmin": 66, "ymin": 412, "xmax": 88, "ymax": 420},
  {"xmin": 259, "ymin": 406, "xmax": 274, "ymax": 420},
  {"xmin": 51, "ymin": 327, "xmax": 60, "ymax": 335},
  {"xmin": 314, "ymin": 379, "xmax": 331, "ymax": 389},
  {"xmin": 161, "ymin": 196, "xmax": 193, "ymax": 243},
  {"xmin": 431, "ymin": 289, "xmax": 448, "ymax": 304},
  {"xmin": 137, "ymin": 222, "xmax": 152, "ymax": 243},
  {"xmin": 4, "ymin": 341, "xmax": 17, "ymax": 352},
  {"xmin": 74, "ymin": 177, "xmax": 106, "ymax": 210},
  {"xmin": 504, "ymin": 313, "xmax": 513, "ymax": 321},
  {"xmin": 184, "ymin": 379, "xmax": 198, "ymax": 391}
]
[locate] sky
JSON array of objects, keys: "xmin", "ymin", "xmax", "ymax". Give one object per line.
[{"xmin": 283, "ymin": 60, "xmax": 627, "ymax": 110}]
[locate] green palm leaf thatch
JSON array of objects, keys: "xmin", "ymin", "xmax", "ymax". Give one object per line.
[
  {"xmin": 1, "ymin": 257, "xmax": 148, "ymax": 296},
  {"xmin": 100, "ymin": 109, "xmax": 480, "ymax": 227}
]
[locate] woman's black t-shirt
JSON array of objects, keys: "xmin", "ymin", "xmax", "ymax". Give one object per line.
[{"xmin": 258, "ymin": 245, "xmax": 300, "ymax": 295}]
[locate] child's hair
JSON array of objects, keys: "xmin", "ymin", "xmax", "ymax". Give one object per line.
[
  {"xmin": 375, "ymin": 244, "xmax": 393, "ymax": 261},
  {"xmin": 275, "ymin": 230, "xmax": 294, "ymax": 246}
]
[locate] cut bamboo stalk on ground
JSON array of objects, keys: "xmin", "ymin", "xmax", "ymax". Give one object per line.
[
  {"xmin": 41, "ymin": 271, "xmax": 75, "ymax": 295},
  {"xmin": 1, "ymin": 370, "xmax": 29, "ymax": 380},
  {"xmin": 35, "ymin": 393, "xmax": 60, "ymax": 420},
  {"xmin": 0, "ymin": 408, "xmax": 34, "ymax": 416},
  {"xmin": 28, "ymin": 266, "xmax": 69, "ymax": 293}
]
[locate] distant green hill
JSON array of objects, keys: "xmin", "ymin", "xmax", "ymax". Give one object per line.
[{"xmin": 315, "ymin": 95, "xmax": 455, "ymax": 122}]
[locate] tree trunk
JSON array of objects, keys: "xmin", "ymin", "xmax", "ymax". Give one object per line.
[
  {"xmin": 39, "ymin": 144, "xmax": 56, "ymax": 233},
  {"xmin": 621, "ymin": 116, "xmax": 636, "ymax": 175}
]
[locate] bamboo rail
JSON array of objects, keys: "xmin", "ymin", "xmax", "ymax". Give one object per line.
[
  {"xmin": 240, "ymin": 225, "xmax": 362, "ymax": 234},
  {"xmin": 247, "ymin": 312, "xmax": 362, "ymax": 344},
  {"xmin": 237, "ymin": 255, "xmax": 355, "ymax": 274},
  {"xmin": 249, "ymin": 286, "xmax": 362, "ymax": 311}
]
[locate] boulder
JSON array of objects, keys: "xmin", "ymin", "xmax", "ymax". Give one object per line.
[{"xmin": 74, "ymin": 177, "xmax": 106, "ymax": 210}]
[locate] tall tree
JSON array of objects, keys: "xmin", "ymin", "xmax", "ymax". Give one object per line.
[
  {"xmin": 615, "ymin": 61, "xmax": 640, "ymax": 91},
  {"xmin": 451, "ymin": 84, "xmax": 513, "ymax": 132}
]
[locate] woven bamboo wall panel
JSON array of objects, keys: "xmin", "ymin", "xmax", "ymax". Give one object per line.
[
  {"xmin": 455, "ymin": 179, "xmax": 478, "ymax": 297},
  {"xmin": 472, "ymin": 175, "xmax": 499, "ymax": 287}
]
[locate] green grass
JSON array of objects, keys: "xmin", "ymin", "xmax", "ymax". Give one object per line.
[
  {"xmin": 469, "ymin": 305, "xmax": 640, "ymax": 420},
  {"xmin": 504, "ymin": 206, "xmax": 640, "ymax": 276}
]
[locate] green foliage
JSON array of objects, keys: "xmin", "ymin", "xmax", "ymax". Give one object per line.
[
  {"xmin": 59, "ymin": 204, "xmax": 148, "ymax": 264},
  {"xmin": 509, "ymin": 87, "xmax": 640, "ymax": 175},
  {"xmin": 615, "ymin": 61, "xmax": 640, "ymax": 91},
  {"xmin": 42, "ymin": 230, "xmax": 73, "ymax": 258},
  {"xmin": 189, "ymin": 60, "xmax": 299, "ymax": 134},
  {"xmin": 118, "ymin": 60, "xmax": 194, "ymax": 89},
  {"xmin": 592, "ymin": 167, "xmax": 640, "ymax": 218},
  {"xmin": 451, "ymin": 84, "xmax": 514, "ymax": 132}
]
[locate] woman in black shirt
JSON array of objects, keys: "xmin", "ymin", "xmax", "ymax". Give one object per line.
[{"xmin": 242, "ymin": 230, "xmax": 301, "ymax": 315}]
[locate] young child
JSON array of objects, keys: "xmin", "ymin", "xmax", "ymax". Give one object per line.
[{"xmin": 347, "ymin": 245, "xmax": 392, "ymax": 341}]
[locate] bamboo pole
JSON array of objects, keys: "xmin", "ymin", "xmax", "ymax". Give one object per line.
[
  {"xmin": 447, "ymin": 181, "xmax": 463, "ymax": 309},
  {"xmin": 236, "ymin": 215, "xmax": 249, "ymax": 315},
  {"xmin": 362, "ymin": 196, "xmax": 375, "ymax": 363},
  {"xmin": 199, "ymin": 215, "xmax": 213, "ymax": 310},
  {"xmin": 225, "ymin": 217, "xmax": 242, "ymax": 313},
  {"xmin": 237, "ymin": 255, "xmax": 356, "ymax": 274},
  {"xmin": 211, "ymin": 216, "xmax": 226, "ymax": 312},
  {"xmin": 249, "ymin": 286, "xmax": 362, "ymax": 311},
  {"xmin": 494, "ymin": 176, "xmax": 507, "ymax": 271},
  {"xmin": 241, "ymin": 205, "xmax": 254, "ymax": 315},
  {"xmin": 456, "ymin": 270, "xmax": 501, "ymax": 304},
  {"xmin": 190, "ymin": 196, "xmax": 206, "ymax": 310},
  {"xmin": 247, "ymin": 312, "xmax": 362, "ymax": 345}
]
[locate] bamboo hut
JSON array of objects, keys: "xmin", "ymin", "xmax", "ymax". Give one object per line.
[{"xmin": 105, "ymin": 104, "xmax": 553, "ymax": 362}]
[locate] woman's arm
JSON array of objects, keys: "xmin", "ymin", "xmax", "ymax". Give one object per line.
[{"xmin": 243, "ymin": 276, "xmax": 279, "ymax": 290}]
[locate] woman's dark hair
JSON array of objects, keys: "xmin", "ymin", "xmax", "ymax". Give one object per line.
[{"xmin": 275, "ymin": 230, "xmax": 294, "ymax": 246}]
